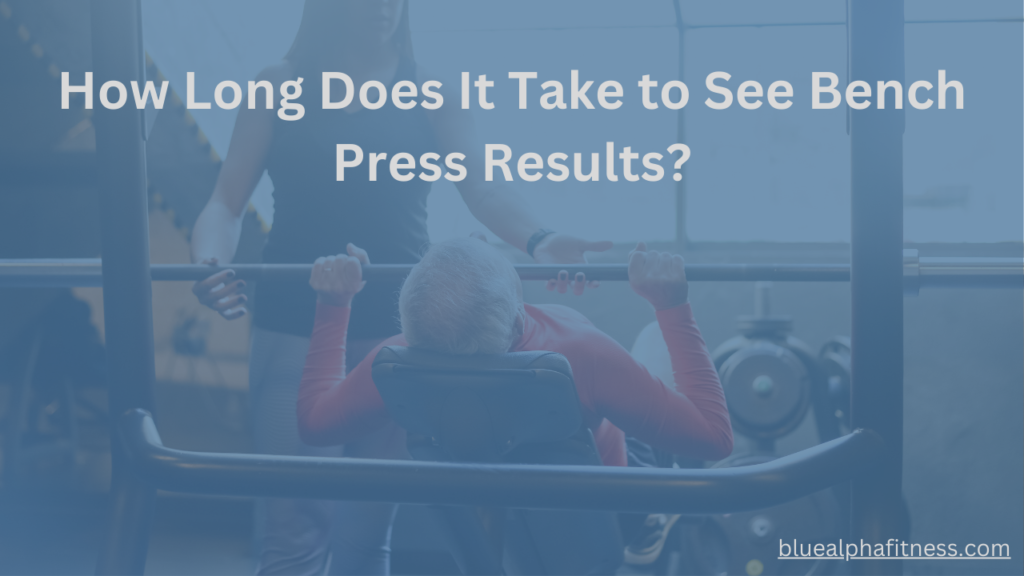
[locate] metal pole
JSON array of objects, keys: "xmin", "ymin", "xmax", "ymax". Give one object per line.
[
  {"xmin": 122, "ymin": 409, "xmax": 886, "ymax": 515},
  {"xmin": 848, "ymin": 1, "xmax": 905, "ymax": 575},
  {"xmin": 90, "ymin": 0, "xmax": 157, "ymax": 573},
  {"xmin": 672, "ymin": 0, "xmax": 689, "ymax": 249}
]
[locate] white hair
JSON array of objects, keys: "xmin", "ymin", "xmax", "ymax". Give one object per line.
[{"xmin": 399, "ymin": 238, "xmax": 521, "ymax": 355}]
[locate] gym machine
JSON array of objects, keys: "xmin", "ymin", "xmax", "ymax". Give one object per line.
[{"xmin": 666, "ymin": 283, "xmax": 860, "ymax": 576}]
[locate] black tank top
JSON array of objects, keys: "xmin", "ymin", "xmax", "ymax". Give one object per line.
[{"xmin": 255, "ymin": 57, "xmax": 435, "ymax": 339}]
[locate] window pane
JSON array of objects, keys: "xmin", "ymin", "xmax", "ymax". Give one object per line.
[
  {"xmin": 683, "ymin": 13, "xmax": 850, "ymax": 242},
  {"xmin": 903, "ymin": 13, "xmax": 1023, "ymax": 242},
  {"xmin": 141, "ymin": 1, "xmax": 1021, "ymax": 245},
  {"xmin": 414, "ymin": 1, "xmax": 680, "ymax": 243},
  {"xmin": 683, "ymin": 0, "xmax": 1023, "ymax": 243}
]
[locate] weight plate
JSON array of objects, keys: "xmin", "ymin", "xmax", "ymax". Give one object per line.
[{"xmin": 719, "ymin": 341, "xmax": 811, "ymax": 439}]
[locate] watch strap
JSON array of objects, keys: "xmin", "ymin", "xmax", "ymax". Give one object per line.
[{"xmin": 526, "ymin": 229, "xmax": 556, "ymax": 258}]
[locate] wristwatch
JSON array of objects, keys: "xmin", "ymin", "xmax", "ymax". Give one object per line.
[{"xmin": 526, "ymin": 229, "xmax": 556, "ymax": 259}]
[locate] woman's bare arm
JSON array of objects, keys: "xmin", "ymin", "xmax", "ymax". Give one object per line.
[
  {"xmin": 190, "ymin": 61, "xmax": 290, "ymax": 319},
  {"xmin": 422, "ymin": 76, "xmax": 541, "ymax": 251},
  {"xmin": 422, "ymin": 71, "xmax": 612, "ymax": 294}
]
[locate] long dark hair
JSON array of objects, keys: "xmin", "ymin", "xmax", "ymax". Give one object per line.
[{"xmin": 284, "ymin": 0, "xmax": 414, "ymax": 73}]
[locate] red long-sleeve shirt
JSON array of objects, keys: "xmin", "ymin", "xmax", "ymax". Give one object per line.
[{"xmin": 297, "ymin": 301, "xmax": 732, "ymax": 465}]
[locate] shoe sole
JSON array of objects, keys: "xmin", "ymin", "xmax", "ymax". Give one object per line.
[{"xmin": 624, "ymin": 514, "xmax": 682, "ymax": 565}]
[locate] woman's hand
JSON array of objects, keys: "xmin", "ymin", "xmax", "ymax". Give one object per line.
[
  {"xmin": 192, "ymin": 257, "xmax": 248, "ymax": 320},
  {"xmin": 533, "ymin": 233, "xmax": 614, "ymax": 295},
  {"xmin": 628, "ymin": 242, "xmax": 689, "ymax": 311},
  {"xmin": 188, "ymin": 65, "xmax": 284, "ymax": 320},
  {"xmin": 310, "ymin": 244, "xmax": 370, "ymax": 307}
]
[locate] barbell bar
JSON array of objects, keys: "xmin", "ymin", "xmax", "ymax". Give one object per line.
[{"xmin": 0, "ymin": 252, "xmax": 1019, "ymax": 290}]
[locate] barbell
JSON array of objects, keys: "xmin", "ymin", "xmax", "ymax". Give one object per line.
[{"xmin": 0, "ymin": 251, "xmax": 1019, "ymax": 291}]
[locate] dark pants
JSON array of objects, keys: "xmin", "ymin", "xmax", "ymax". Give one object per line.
[{"xmin": 619, "ymin": 437, "xmax": 663, "ymax": 543}]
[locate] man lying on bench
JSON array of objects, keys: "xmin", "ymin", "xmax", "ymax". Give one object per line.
[{"xmin": 296, "ymin": 235, "xmax": 733, "ymax": 570}]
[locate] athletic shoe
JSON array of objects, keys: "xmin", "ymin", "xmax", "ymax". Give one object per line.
[{"xmin": 624, "ymin": 513, "xmax": 682, "ymax": 565}]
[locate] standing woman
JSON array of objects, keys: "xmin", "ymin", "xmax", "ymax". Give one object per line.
[{"xmin": 190, "ymin": 1, "xmax": 611, "ymax": 574}]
